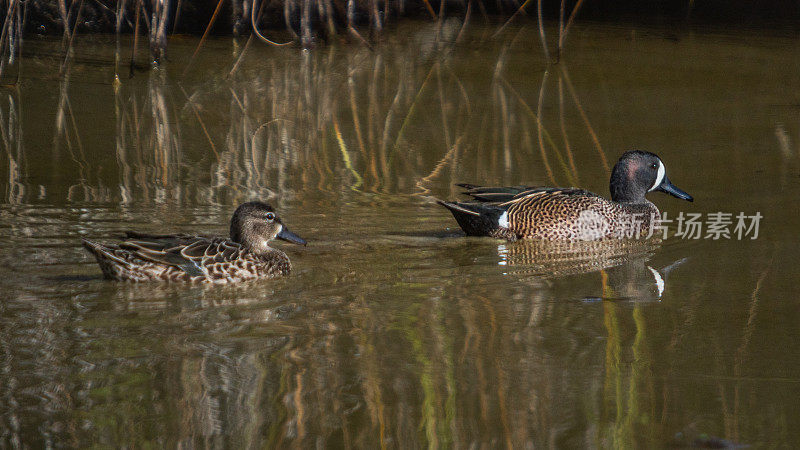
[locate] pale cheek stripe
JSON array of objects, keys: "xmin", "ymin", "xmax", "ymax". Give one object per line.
[
  {"xmin": 267, "ymin": 224, "xmax": 282, "ymax": 249},
  {"xmin": 650, "ymin": 161, "xmax": 666, "ymax": 192}
]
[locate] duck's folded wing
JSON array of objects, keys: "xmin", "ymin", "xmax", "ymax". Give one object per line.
[
  {"xmin": 122, "ymin": 231, "xmax": 219, "ymax": 246},
  {"xmin": 457, "ymin": 184, "xmax": 531, "ymax": 202},
  {"xmin": 179, "ymin": 239, "xmax": 245, "ymax": 264},
  {"xmin": 118, "ymin": 237, "xmax": 237, "ymax": 277},
  {"xmin": 458, "ymin": 184, "xmax": 600, "ymax": 203},
  {"xmin": 182, "ymin": 240, "xmax": 253, "ymax": 279}
]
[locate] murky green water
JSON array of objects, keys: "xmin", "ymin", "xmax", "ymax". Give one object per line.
[{"xmin": 2, "ymin": 21, "xmax": 800, "ymax": 447}]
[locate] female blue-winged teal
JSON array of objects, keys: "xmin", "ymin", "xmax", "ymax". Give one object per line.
[
  {"xmin": 82, "ymin": 202, "xmax": 306, "ymax": 283},
  {"xmin": 438, "ymin": 150, "xmax": 693, "ymax": 241}
]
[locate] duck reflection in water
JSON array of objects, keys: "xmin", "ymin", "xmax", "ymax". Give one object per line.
[{"xmin": 495, "ymin": 240, "xmax": 687, "ymax": 302}]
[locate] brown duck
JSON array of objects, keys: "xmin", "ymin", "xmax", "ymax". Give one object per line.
[
  {"xmin": 438, "ymin": 150, "xmax": 693, "ymax": 241},
  {"xmin": 82, "ymin": 202, "xmax": 306, "ymax": 282}
]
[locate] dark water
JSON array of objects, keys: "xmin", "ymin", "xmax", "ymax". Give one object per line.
[{"xmin": 2, "ymin": 21, "xmax": 800, "ymax": 448}]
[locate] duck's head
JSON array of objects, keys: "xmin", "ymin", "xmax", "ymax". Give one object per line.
[
  {"xmin": 230, "ymin": 202, "xmax": 307, "ymax": 253},
  {"xmin": 609, "ymin": 150, "xmax": 693, "ymax": 204}
]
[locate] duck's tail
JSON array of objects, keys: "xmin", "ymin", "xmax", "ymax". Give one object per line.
[
  {"xmin": 82, "ymin": 239, "xmax": 128, "ymax": 279},
  {"xmin": 437, "ymin": 200, "xmax": 510, "ymax": 237}
]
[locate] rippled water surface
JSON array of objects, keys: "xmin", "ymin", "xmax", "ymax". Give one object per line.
[{"xmin": 2, "ymin": 22, "xmax": 800, "ymax": 448}]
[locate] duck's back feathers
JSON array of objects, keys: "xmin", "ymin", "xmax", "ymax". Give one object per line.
[
  {"xmin": 439, "ymin": 184, "xmax": 657, "ymax": 241},
  {"xmin": 457, "ymin": 183, "xmax": 600, "ymax": 203},
  {"xmin": 82, "ymin": 235, "xmax": 290, "ymax": 282}
]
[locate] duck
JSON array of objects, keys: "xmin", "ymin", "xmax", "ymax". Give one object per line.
[
  {"xmin": 81, "ymin": 202, "xmax": 306, "ymax": 282},
  {"xmin": 438, "ymin": 150, "xmax": 693, "ymax": 241}
]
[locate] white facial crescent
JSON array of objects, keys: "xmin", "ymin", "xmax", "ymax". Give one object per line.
[{"xmin": 649, "ymin": 160, "xmax": 665, "ymax": 192}]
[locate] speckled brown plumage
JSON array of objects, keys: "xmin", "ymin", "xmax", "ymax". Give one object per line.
[
  {"xmin": 439, "ymin": 151, "xmax": 693, "ymax": 242},
  {"xmin": 82, "ymin": 202, "xmax": 306, "ymax": 283},
  {"xmin": 82, "ymin": 237, "xmax": 291, "ymax": 283},
  {"xmin": 502, "ymin": 188, "xmax": 659, "ymax": 240}
]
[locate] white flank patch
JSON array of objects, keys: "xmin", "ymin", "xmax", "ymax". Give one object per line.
[
  {"xmin": 649, "ymin": 160, "xmax": 666, "ymax": 192},
  {"xmin": 498, "ymin": 211, "xmax": 509, "ymax": 228},
  {"xmin": 648, "ymin": 266, "xmax": 665, "ymax": 298}
]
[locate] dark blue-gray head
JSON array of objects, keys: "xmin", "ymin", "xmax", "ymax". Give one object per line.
[
  {"xmin": 609, "ymin": 150, "xmax": 693, "ymax": 204},
  {"xmin": 230, "ymin": 202, "xmax": 306, "ymax": 253}
]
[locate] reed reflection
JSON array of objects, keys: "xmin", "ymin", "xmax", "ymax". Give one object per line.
[
  {"xmin": 1, "ymin": 28, "xmax": 795, "ymax": 449},
  {"xmin": 113, "ymin": 70, "xmax": 183, "ymax": 204},
  {"xmin": 78, "ymin": 254, "xmax": 691, "ymax": 447},
  {"xmin": 1, "ymin": 89, "xmax": 24, "ymax": 204},
  {"xmin": 3, "ymin": 32, "xmax": 628, "ymax": 207}
]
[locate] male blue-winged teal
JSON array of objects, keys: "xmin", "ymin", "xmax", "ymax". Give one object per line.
[
  {"xmin": 82, "ymin": 202, "xmax": 306, "ymax": 282},
  {"xmin": 438, "ymin": 150, "xmax": 693, "ymax": 241}
]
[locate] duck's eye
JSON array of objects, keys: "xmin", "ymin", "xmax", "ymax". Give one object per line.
[
  {"xmin": 651, "ymin": 163, "xmax": 658, "ymax": 169},
  {"xmin": 265, "ymin": 212, "xmax": 275, "ymax": 221}
]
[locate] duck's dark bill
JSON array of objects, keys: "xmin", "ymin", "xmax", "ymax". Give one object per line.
[
  {"xmin": 657, "ymin": 176, "xmax": 693, "ymax": 202},
  {"xmin": 277, "ymin": 227, "xmax": 307, "ymax": 245}
]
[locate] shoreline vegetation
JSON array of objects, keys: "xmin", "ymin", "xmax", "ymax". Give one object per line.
[
  {"xmin": 0, "ymin": 3, "xmax": 798, "ymax": 206},
  {"xmin": 0, "ymin": 1, "xmax": 798, "ymax": 75}
]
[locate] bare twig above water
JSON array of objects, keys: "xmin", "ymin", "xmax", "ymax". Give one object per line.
[
  {"xmin": 171, "ymin": 0, "xmax": 184, "ymax": 35},
  {"xmin": 454, "ymin": 1, "xmax": 472, "ymax": 44},
  {"xmin": 183, "ymin": 0, "xmax": 228, "ymax": 77},
  {"xmin": 150, "ymin": 0, "xmax": 170, "ymax": 62},
  {"xmin": 130, "ymin": 0, "xmax": 141, "ymax": 77},
  {"xmin": 536, "ymin": 0, "xmax": 550, "ymax": 62},
  {"xmin": 59, "ymin": 0, "xmax": 84, "ymax": 77},
  {"xmin": 58, "ymin": 0, "xmax": 70, "ymax": 43},
  {"xmin": 491, "ymin": 0, "xmax": 530, "ymax": 39},
  {"xmin": 251, "ymin": 0, "xmax": 292, "ymax": 46},
  {"xmin": 2, "ymin": 0, "xmax": 591, "ymax": 68},
  {"xmin": 556, "ymin": 0, "xmax": 585, "ymax": 60}
]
